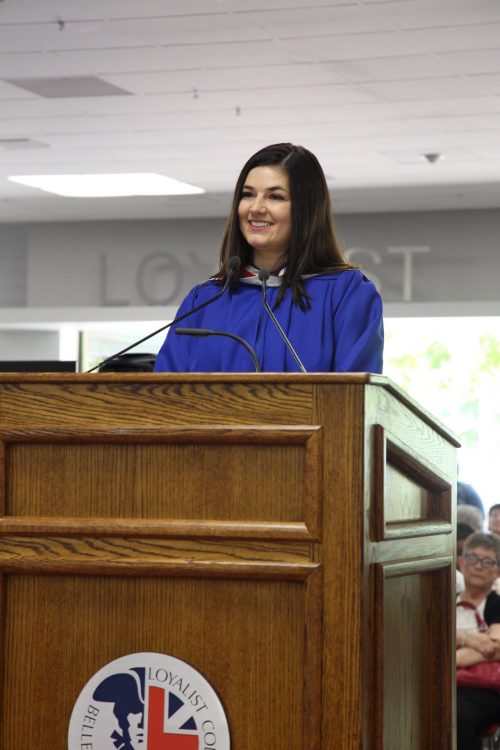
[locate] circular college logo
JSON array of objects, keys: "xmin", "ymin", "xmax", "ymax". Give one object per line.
[{"xmin": 68, "ymin": 652, "xmax": 231, "ymax": 750}]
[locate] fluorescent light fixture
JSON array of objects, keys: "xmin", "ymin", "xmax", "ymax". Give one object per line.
[{"xmin": 8, "ymin": 173, "xmax": 205, "ymax": 197}]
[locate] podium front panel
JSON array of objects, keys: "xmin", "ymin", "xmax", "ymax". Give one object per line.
[{"xmin": 0, "ymin": 374, "xmax": 458, "ymax": 750}]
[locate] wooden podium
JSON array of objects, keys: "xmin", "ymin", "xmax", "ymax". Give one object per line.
[{"xmin": 0, "ymin": 373, "xmax": 458, "ymax": 749}]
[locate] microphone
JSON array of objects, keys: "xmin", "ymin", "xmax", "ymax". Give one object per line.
[
  {"xmin": 175, "ymin": 327, "xmax": 260, "ymax": 372},
  {"xmin": 87, "ymin": 256, "xmax": 241, "ymax": 373},
  {"xmin": 257, "ymin": 268, "xmax": 307, "ymax": 373}
]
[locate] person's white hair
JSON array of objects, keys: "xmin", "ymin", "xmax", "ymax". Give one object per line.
[{"xmin": 457, "ymin": 505, "xmax": 483, "ymax": 532}]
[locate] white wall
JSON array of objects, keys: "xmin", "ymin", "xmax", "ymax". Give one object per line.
[
  {"xmin": 337, "ymin": 210, "xmax": 500, "ymax": 304},
  {"xmin": 26, "ymin": 219, "xmax": 222, "ymax": 308},
  {"xmin": 0, "ymin": 225, "xmax": 27, "ymax": 307},
  {"xmin": 0, "ymin": 330, "xmax": 59, "ymax": 360}
]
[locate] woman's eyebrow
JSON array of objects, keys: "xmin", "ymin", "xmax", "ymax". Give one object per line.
[{"xmin": 242, "ymin": 183, "xmax": 289, "ymax": 193}]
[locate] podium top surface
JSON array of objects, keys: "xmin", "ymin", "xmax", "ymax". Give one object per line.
[
  {"xmin": 0, "ymin": 371, "xmax": 460, "ymax": 445},
  {"xmin": 1, "ymin": 371, "xmax": 380, "ymax": 384}
]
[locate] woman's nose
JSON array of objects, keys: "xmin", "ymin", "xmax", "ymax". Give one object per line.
[{"xmin": 249, "ymin": 194, "xmax": 265, "ymax": 212}]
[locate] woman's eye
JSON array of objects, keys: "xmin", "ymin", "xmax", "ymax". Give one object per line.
[
  {"xmin": 270, "ymin": 193, "xmax": 285, "ymax": 200},
  {"xmin": 240, "ymin": 190, "xmax": 253, "ymax": 199}
]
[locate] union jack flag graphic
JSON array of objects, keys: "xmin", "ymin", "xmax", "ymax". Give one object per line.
[{"xmin": 148, "ymin": 686, "xmax": 198, "ymax": 749}]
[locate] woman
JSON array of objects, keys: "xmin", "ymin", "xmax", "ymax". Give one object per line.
[
  {"xmin": 456, "ymin": 532, "xmax": 500, "ymax": 750},
  {"xmin": 154, "ymin": 143, "xmax": 383, "ymax": 373}
]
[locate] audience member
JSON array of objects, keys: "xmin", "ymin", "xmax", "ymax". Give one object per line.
[
  {"xmin": 458, "ymin": 481, "xmax": 485, "ymax": 521},
  {"xmin": 456, "ymin": 532, "xmax": 500, "ymax": 750},
  {"xmin": 456, "ymin": 522, "xmax": 475, "ymax": 594},
  {"xmin": 488, "ymin": 504, "xmax": 500, "ymax": 536},
  {"xmin": 487, "ymin": 505, "xmax": 500, "ymax": 595},
  {"xmin": 457, "ymin": 505, "xmax": 484, "ymax": 533}
]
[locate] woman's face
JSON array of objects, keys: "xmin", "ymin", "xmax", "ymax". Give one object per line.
[
  {"xmin": 238, "ymin": 165, "xmax": 292, "ymax": 267},
  {"xmin": 459, "ymin": 545, "xmax": 499, "ymax": 591}
]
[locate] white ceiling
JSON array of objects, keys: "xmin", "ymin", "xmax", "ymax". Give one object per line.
[{"xmin": 1, "ymin": 0, "xmax": 500, "ymax": 222}]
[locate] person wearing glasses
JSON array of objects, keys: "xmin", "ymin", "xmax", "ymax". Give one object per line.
[
  {"xmin": 154, "ymin": 143, "xmax": 383, "ymax": 374},
  {"xmin": 457, "ymin": 532, "xmax": 500, "ymax": 750}
]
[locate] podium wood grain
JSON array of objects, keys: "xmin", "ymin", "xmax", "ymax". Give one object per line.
[{"xmin": 0, "ymin": 373, "xmax": 458, "ymax": 749}]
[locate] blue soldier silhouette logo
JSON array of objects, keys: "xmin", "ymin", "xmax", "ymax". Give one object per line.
[
  {"xmin": 68, "ymin": 653, "xmax": 230, "ymax": 750},
  {"xmin": 92, "ymin": 671, "xmax": 145, "ymax": 749}
]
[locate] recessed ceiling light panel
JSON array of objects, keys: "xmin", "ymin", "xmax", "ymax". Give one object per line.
[{"xmin": 8, "ymin": 173, "xmax": 205, "ymax": 198}]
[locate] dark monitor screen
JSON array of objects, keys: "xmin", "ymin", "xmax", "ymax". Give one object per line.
[{"xmin": 0, "ymin": 361, "xmax": 77, "ymax": 372}]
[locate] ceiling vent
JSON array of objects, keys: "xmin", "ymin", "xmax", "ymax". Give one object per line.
[
  {"xmin": 6, "ymin": 76, "xmax": 132, "ymax": 98},
  {"xmin": 0, "ymin": 138, "xmax": 49, "ymax": 150}
]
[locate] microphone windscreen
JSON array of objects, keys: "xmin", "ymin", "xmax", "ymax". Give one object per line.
[
  {"xmin": 228, "ymin": 256, "xmax": 241, "ymax": 271},
  {"xmin": 258, "ymin": 268, "xmax": 270, "ymax": 282}
]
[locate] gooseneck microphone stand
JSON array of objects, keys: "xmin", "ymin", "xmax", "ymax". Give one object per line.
[
  {"xmin": 257, "ymin": 268, "xmax": 307, "ymax": 373},
  {"xmin": 175, "ymin": 328, "xmax": 261, "ymax": 372}
]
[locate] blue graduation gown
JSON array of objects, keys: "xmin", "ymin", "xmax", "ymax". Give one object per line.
[{"xmin": 153, "ymin": 269, "xmax": 383, "ymax": 373}]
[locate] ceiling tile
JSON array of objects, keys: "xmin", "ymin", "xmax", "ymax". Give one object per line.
[
  {"xmin": 0, "ymin": 80, "xmax": 37, "ymax": 100},
  {"xmin": 469, "ymin": 73, "xmax": 500, "ymax": 95},
  {"xmin": 326, "ymin": 54, "xmax": 462, "ymax": 82},
  {"xmin": 172, "ymin": 39, "xmax": 309, "ymax": 68},
  {"xmin": 0, "ymin": 51, "xmax": 74, "ymax": 78},
  {"xmin": 281, "ymin": 30, "xmax": 428, "ymax": 61},
  {"xmin": 364, "ymin": 0, "xmax": 500, "ymax": 29},
  {"xmin": 219, "ymin": 0, "xmax": 356, "ymax": 8},
  {"xmin": 0, "ymin": 0, "xmax": 100, "ymax": 23},
  {"xmin": 361, "ymin": 76, "xmax": 490, "ymax": 102},
  {"xmin": 441, "ymin": 49, "xmax": 500, "ymax": 75},
  {"xmin": 222, "ymin": 62, "xmax": 346, "ymax": 87},
  {"xmin": 396, "ymin": 95, "xmax": 500, "ymax": 117},
  {"xmin": 51, "ymin": 47, "xmax": 190, "ymax": 75},
  {"xmin": 238, "ymin": 5, "xmax": 392, "ymax": 37},
  {"xmin": 0, "ymin": 0, "xmax": 225, "ymax": 22},
  {"xmin": 114, "ymin": 14, "xmax": 271, "ymax": 45},
  {"xmin": 440, "ymin": 49, "xmax": 500, "ymax": 75},
  {"xmin": 101, "ymin": 70, "xmax": 237, "ymax": 95},
  {"xmin": 73, "ymin": 0, "xmax": 225, "ymax": 17},
  {"xmin": 408, "ymin": 23, "xmax": 500, "ymax": 53},
  {"xmin": 239, "ymin": 83, "xmax": 378, "ymax": 107},
  {"xmin": 0, "ymin": 20, "xmax": 152, "ymax": 54}
]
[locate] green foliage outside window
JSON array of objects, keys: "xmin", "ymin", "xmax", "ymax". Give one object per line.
[{"xmin": 384, "ymin": 317, "xmax": 500, "ymax": 510}]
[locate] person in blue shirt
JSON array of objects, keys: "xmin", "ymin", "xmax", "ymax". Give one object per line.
[{"xmin": 154, "ymin": 142, "xmax": 383, "ymax": 374}]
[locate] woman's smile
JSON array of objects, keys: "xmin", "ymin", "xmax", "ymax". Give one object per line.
[{"xmin": 248, "ymin": 220, "xmax": 273, "ymax": 230}]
